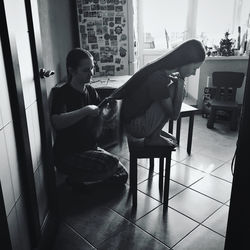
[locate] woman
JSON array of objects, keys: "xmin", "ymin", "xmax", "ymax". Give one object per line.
[
  {"xmin": 112, "ymin": 39, "xmax": 206, "ymax": 146},
  {"xmin": 51, "ymin": 48, "xmax": 128, "ymax": 187}
]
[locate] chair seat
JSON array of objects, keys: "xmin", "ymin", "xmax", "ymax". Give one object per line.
[
  {"xmin": 210, "ymin": 100, "xmax": 239, "ymax": 109},
  {"xmin": 128, "ymin": 138, "xmax": 176, "ymax": 157}
]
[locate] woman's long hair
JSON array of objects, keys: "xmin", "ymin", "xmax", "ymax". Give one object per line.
[
  {"xmin": 111, "ymin": 39, "xmax": 206, "ymax": 100},
  {"xmin": 110, "ymin": 39, "xmax": 206, "ymax": 146}
]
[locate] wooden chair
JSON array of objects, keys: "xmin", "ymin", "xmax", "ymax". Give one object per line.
[
  {"xmin": 207, "ymin": 71, "xmax": 245, "ymax": 131},
  {"xmin": 127, "ymin": 136, "xmax": 175, "ymax": 208}
]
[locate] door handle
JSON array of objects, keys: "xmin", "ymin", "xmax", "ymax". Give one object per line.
[{"xmin": 39, "ymin": 68, "xmax": 55, "ymax": 79}]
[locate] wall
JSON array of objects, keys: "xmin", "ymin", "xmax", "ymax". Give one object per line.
[
  {"xmin": 197, "ymin": 56, "xmax": 249, "ymax": 109},
  {"xmin": 0, "ymin": 34, "xmax": 32, "ymax": 250},
  {"xmin": 37, "ymin": 0, "xmax": 78, "ymax": 95}
]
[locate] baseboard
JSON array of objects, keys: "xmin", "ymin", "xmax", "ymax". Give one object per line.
[{"xmin": 37, "ymin": 211, "xmax": 59, "ymax": 250}]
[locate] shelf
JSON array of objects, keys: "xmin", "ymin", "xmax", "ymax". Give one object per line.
[{"xmin": 205, "ymin": 56, "xmax": 249, "ymax": 61}]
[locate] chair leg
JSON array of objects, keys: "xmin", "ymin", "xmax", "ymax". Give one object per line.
[
  {"xmin": 230, "ymin": 109, "xmax": 238, "ymax": 131},
  {"xmin": 163, "ymin": 153, "xmax": 171, "ymax": 208},
  {"xmin": 207, "ymin": 107, "xmax": 216, "ymax": 129},
  {"xmin": 130, "ymin": 155, "xmax": 137, "ymax": 207}
]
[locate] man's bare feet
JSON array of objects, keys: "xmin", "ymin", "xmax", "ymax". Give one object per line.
[{"xmin": 144, "ymin": 135, "xmax": 177, "ymax": 147}]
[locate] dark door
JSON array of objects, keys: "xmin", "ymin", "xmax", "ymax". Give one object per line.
[
  {"xmin": 1, "ymin": 0, "xmax": 56, "ymax": 248},
  {"xmin": 225, "ymin": 57, "xmax": 250, "ymax": 249}
]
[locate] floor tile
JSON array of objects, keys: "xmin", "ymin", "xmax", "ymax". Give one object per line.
[
  {"xmin": 190, "ymin": 175, "xmax": 232, "ymax": 203},
  {"xmin": 170, "ymin": 162, "xmax": 205, "ymax": 186},
  {"xmin": 198, "ymin": 143, "xmax": 237, "ymax": 162},
  {"xmin": 99, "ymin": 223, "xmax": 169, "ymax": 250},
  {"xmin": 211, "ymin": 162, "xmax": 233, "ymax": 183},
  {"xmin": 63, "ymin": 205, "xmax": 131, "ymax": 247},
  {"xmin": 171, "ymin": 147, "xmax": 189, "ymax": 162},
  {"xmin": 173, "ymin": 225, "xmax": 225, "ymax": 250},
  {"xmin": 169, "ymin": 189, "xmax": 222, "ymax": 223},
  {"xmin": 203, "ymin": 205, "xmax": 229, "ymax": 236},
  {"xmin": 137, "ymin": 158, "xmax": 176, "ymax": 174},
  {"xmin": 181, "ymin": 153, "xmax": 224, "ymax": 173},
  {"xmin": 119, "ymin": 156, "xmax": 155, "ymax": 184},
  {"xmin": 53, "ymin": 223, "xmax": 95, "ymax": 250},
  {"xmin": 105, "ymin": 186, "xmax": 161, "ymax": 222},
  {"xmin": 52, "ymin": 113, "xmax": 236, "ymax": 249},
  {"xmin": 136, "ymin": 205, "xmax": 198, "ymax": 248},
  {"xmin": 138, "ymin": 175, "xmax": 186, "ymax": 202}
]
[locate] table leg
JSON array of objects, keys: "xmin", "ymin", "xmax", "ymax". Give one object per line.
[
  {"xmin": 187, "ymin": 114, "xmax": 194, "ymax": 155},
  {"xmin": 176, "ymin": 117, "xmax": 181, "ymax": 145},
  {"xmin": 159, "ymin": 157, "xmax": 164, "ymax": 191},
  {"xmin": 130, "ymin": 155, "xmax": 137, "ymax": 207},
  {"xmin": 168, "ymin": 120, "xmax": 173, "ymax": 134}
]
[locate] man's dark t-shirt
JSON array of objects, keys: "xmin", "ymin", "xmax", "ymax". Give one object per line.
[{"xmin": 51, "ymin": 83, "xmax": 100, "ymax": 156}]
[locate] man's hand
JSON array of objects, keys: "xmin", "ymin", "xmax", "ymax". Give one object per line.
[{"xmin": 86, "ymin": 105, "xmax": 100, "ymax": 117}]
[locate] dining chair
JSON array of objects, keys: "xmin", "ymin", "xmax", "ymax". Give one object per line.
[{"xmin": 207, "ymin": 71, "xmax": 245, "ymax": 131}]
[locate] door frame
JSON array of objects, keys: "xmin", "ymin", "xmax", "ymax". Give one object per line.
[
  {"xmin": 1, "ymin": 0, "xmax": 57, "ymax": 248},
  {"xmin": 0, "ymin": 181, "xmax": 12, "ymax": 250},
  {"xmin": 24, "ymin": 0, "xmax": 56, "ymax": 213},
  {"xmin": 0, "ymin": 0, "xmax": 41, "ymax": 247}
]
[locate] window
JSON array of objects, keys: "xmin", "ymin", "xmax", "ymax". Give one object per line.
[
  {"xmin": 141, "ymin": 0, "xmax": 250, "ymax": 51},
  {"xmin": 141, "ymin": 0, "xmax": 189, "ymax": 50},
  {"xmin": 196, "ymin": 0, "xmax": 235, "ymax": 48}
]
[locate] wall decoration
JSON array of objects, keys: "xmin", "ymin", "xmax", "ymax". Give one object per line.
[
  {"xmin": 115, "ymin": 17, "xmax": 121, "ymax": 24},
  {"xmin": 115, "ymin": 58, "xmax": 121, "ymax": 64},
  {"xmin": 104, "ymin": 33, "xmax": 110, "ymax": 40},
  {"xmin": 91, "ymin": 44, "xmax": 99, "ymax": 49},
  {"xmin": 115, "ymin": 6, "xmax": 123, "ymax": 12},
  {"xmin": 109, "ymin": 22, "xmax": 115, "ymax": 27},
  {"xmin": 77, "ymin": 0, "xmax": 129, "ymax": 76},
  {"xmin": 115, "ymin": 25, "xmax": 122, "ymax": 34},
  {"xmin": 102, "ymin": 65, "xmax": 115, "ymax": 76},
  {"xmin": 119, "ymin": 47, "xmax": 126, "ymax": 57},
  {"xmin": 120, "ymin": 34, "xmax": 127, "ymax": 41}
]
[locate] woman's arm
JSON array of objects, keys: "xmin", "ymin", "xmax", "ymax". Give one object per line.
[
  {"xmin": 159, "ymin": 78, "xmax": 185, "ymax": 120},
  {"xmin": 51, "ymin": 105, "xmax": 99, "ymax": 130},
  {"xmin": 171, "ymin": 78, "xmax": 185, "ymax": 120}
]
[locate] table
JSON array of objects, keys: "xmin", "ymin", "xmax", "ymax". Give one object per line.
[
  {"xmin": 91, "ymin": 75, "xmax": 132, "ymax": 99},
  {"xmin": 168, "ymin": 103, "xmax": 198, "ymax": 155},
  {"xmin": 92, "ymin": 75, "xmax": 198, "ymax": 154}
]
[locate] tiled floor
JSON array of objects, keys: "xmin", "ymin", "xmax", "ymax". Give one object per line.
[{"xmin": 53, "ymin": 113, "xmax": 237, "ymax": 250}]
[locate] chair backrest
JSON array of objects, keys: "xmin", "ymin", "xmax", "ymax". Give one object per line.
[{"xmin": 212, "ymin": 72, "xmax": 245, "ymax": 101}]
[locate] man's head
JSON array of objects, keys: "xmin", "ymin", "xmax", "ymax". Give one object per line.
[{"xmin": 66, "ymin": 48, "xmax": 95, "ymax": 84}]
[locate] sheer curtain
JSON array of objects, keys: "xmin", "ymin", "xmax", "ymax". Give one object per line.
[
  {"xmin": 141, "ymin": 0, "xmax": 189, "ymax": 50},
  {"xmin": 138, "ymin": 0, "xmax": 250, "ymax": 66}
]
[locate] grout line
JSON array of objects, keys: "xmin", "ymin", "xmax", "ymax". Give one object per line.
[{"xmin": 62, "ymin": 222, "xmax": 98, "ymax": 249}]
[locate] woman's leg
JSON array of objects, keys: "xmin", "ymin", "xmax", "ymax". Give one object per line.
[{"xmin": 125, "ymin": 102, "xmax": 177, "ymax": 146}]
